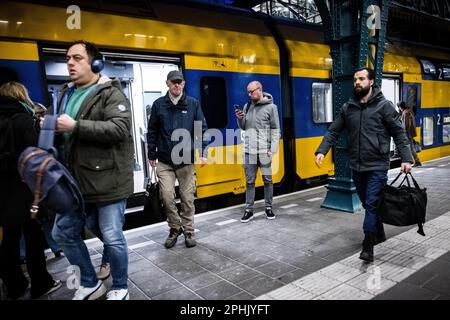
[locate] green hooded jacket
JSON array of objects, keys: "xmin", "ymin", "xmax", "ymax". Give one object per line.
[{"xmin": 57, "ymin": 75, "xmax": 134, "ymax": 203}]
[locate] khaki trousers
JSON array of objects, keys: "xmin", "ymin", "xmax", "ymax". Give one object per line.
[{"xmin": 156, "ymin": 162, "xmax": 196, "ymax": 234}]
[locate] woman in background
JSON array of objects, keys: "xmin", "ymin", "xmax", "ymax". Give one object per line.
[{"xmin": 0, "ymin": 81, "xmax": 61, "ymax": 299}]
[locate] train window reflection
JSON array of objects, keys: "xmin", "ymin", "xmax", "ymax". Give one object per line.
[
  {"xmin": 200, "ymin": 77, "xmax": 228, "ymax": 129},
  {"xmin": 443, "ymin": 67, "xmax": 450, "ymax": 80},
  {"xmin": 423, "ymin": 116, "xmax": 434, "ymax": 146},
  {"xmin": 420, "ymin": 59, "xmax": 436, "ymax": 74},
  {"xmin": 312, "ymin": 82, "xmax": 333, "ymax": 123}
]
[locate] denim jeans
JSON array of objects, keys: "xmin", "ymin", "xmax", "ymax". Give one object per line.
[
  {"xmin": 352, "ymin": 170, "xmax": 388, "ymax": 235},
  {"xmin": 52, "ymin": 199, "xmax": 128, "ymax": 289},
  {"xmin": 244, "ymin": 153, "xmax": 273, "ymax": 211},
  {"xmin": 85, "ymin": 200, "xmax": 128, "ymax": 289}
]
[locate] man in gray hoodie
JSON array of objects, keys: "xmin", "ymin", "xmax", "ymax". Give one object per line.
[{"xmin": 236, "ymin": 81, "xmax": 280, "ymax": 222}]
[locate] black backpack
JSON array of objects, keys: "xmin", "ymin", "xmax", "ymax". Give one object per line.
[{"xmin": 0, "ymin": 114, "xmax": 18, "ymax": 178}]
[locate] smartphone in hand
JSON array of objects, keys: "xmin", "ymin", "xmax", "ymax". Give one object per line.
[{"xmin": 234, "ymin": 104, "xmax": 242, "ymax": 111}]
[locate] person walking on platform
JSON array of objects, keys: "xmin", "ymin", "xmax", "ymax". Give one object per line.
[
  {"xmin": 47, "ymin": 41, "xmax": 134, "ymax": 300},
  {"xmin": 398, "ymin": 101, "xmax": 422, "ymax": 167},
  {"xmin": 314, "ymin": 68, "xmax": 413, "ymax": 262},
  {"xmin": 0, "ymin": 81, "xmax": 61, "ymax": 299},
  {"xmin": 147, "ymin": 70, "xmax": 209, "ymax": 249},
  {"xmin": 235, "ymin": 81, "xmax": 280, "ymax": 223}
]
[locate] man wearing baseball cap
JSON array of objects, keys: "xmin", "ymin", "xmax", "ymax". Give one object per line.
[{"xmin": 147, "ymin": 69, "xmax": 209, "ymax": 249}]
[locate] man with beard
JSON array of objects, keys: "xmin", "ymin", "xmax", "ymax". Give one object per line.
[{"xmin": 314, "ymin": 68, "xmax": 413, "ymax": 262}]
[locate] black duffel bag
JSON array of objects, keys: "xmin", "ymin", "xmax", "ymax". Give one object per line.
[
  {"xmin": 378, "ymin": 172, "xmax": 427, "ymax": 236},
  {"xmin": 143, "ymin": 167, "xmax": 166, "ymax": 224}
]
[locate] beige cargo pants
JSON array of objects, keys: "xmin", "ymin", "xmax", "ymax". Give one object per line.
[{"xmin": 156, "ymin": 162, "xmax": 196, "ymax": 234}]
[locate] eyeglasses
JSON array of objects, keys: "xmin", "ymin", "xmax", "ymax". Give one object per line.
[{"xmin": 247, "ymin": 87, "xmax": 260, "ymax": 94}]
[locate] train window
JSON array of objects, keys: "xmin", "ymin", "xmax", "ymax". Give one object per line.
[
  {"xmin": 312, "ymin": 82, "xmax": 333, "ymax": 123},
  {"xmin": 443, "ymin": 115, "xmax": 450, "ymax": 144},
  {"xmin": 423, "ymin": 116, "xmax": 434, "ymax": 146},
  {"xmin": 200, "ymin": 77, "xmax": 228, "ymax": 129},
  {"xmin": 406, "ymin": 85, "xmax": 418, "ymax": 114},
  {"xmin": 420, "ymin": 59, "xmax": 436, "ymax": 74},
  {"xmin": 443, "ymin": 67, "xmax": 450, "ymax": 80}
]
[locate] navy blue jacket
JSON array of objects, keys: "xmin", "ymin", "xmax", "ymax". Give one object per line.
[{"xmin": 147, "ymin": 92, "xmax": 209, "ymax": 165}]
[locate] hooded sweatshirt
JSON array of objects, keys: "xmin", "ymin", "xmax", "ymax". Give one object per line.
[
  {"xmin": 237, "ymin": 92, "xmax": 280, "ymax": 155},
  {"xmin": 316, "ymin": 86, "xmax": 412, "ymax": 171}
]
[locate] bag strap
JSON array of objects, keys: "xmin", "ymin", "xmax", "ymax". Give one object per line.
[
  {"xmin": 402, "ymin": 174, "xmax": 411, "ymax": 188},
  {"xmin": 389, "ymin": 172, "xmax": 404, "ymax": 186},
  {"xmin": 30, "ymin": 156, "xmax": 53, "ymax": 219},
  {"xmin": 38, "ymin": 87, "xmax": 75, "ymax": 151},
  {"xmin": 406, "ymin": 172, "xmax": 422, "ymax": 190},
  {"xmin": 390, "ymin": 172, "xmax": 414, "ymax": 188},
  {"xmin": 38, "ymin": 115, "xmax": 57, "ymax": 151},
  {"xmin": 19, "ymin": 149, "xmax": 47, "ymax": 178}
]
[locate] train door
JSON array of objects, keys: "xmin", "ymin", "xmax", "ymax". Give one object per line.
[
  {"xmin": 41, "ymin": 46, "xmax": 180, "ymax": 208},
  {"xmin": 381, "ymin": 76, "xmax": 401, "ymax": 157}
]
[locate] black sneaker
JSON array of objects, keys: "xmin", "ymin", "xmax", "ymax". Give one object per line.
[
  {"xmin": 184, "ymin": 233, "xmax": 197, "ymax": 248},
  {"xmin": 265, "ymin": 208, "xmax": 275, "ymax": 220},
  {"xmin": 240, "ymin": 210, "xmax": 253, "ymax": 223},
  {"xmin": 164, "ymin": 228, "xmax": 183, "ymax": 248}
]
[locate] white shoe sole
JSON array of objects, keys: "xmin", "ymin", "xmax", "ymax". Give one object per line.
[
  {"xmin": 265, "ymin": 215, "xmax": 275, "ymax": 220},
  {"xmin": 107, "ymin": 292, "xmax": 130, "ymax": 300},
  {"xmin": 240, "ymin": 216, "xmax": 253, "ymax": 223},
  {"xmin": 88, "ymin": 283, "xmax": 107, "ymax": 300}
]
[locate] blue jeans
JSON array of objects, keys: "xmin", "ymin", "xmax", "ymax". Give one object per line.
[
  {"xmin": 52, "ymin": 199, "xmax": 128, "ymax": 289},
  {"xmin": 41, "ymin": 213, "xmax": 60, "ymax": 253},
  {"xmin": 352, "ymin": 170, "xmax": 388, "ymax": 235}
]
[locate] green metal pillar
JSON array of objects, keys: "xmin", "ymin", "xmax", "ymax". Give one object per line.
[{"xmin": 315, "ymin": 0, "xmax": 389, "ymax": 212}]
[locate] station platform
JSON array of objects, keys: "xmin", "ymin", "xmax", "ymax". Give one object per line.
[{"xmin": 23, "ymin": 156, "xmax": 450, "ymax": 300}]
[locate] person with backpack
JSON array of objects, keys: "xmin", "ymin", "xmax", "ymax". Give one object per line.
[
  {"xmin": 46, "ymin": 41, "xmax": 134, "ymax": 300},
  {"xmin": 0, "ymin": 81, "xmax": 61, "ymax": 299}
]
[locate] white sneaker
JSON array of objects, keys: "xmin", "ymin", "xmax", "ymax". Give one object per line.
[
  {"xmin": 97, "ymin": 263, "xmax": 111, "ymax": 280},
  {"xmin": 106, "ymin": 289, "xmax": 129, "ymax": 300},
  {"xmin": 72, "ymin": 280, "xmax": 106, "ymax": 300}
]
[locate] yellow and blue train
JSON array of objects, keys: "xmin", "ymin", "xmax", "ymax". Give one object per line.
[{"xmin": 1, "ymin": 1, "xmax": 449, "ymax": 214}]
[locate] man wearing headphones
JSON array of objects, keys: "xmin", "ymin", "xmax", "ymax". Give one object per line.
[{"xmin": 48, "ymin": 41, "xmax": 134, "ymax": 300}]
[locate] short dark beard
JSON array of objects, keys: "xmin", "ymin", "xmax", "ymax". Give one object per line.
[{"xmin": 353, "ymin": 85, "xmax": 370, "ymax": 99}]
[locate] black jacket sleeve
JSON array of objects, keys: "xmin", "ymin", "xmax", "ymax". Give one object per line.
[{"xmin": 315, "ymin": 105, "xmax": 347, "ymax": 156}]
